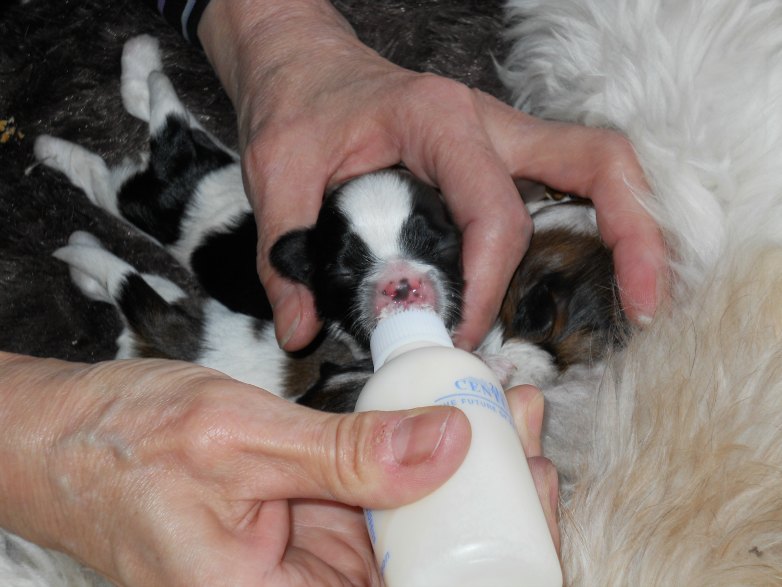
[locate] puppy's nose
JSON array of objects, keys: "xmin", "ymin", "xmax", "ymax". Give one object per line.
[
  {"xmin": 375, "ymin": 269, "xmax": 438, "ymax": 319},
  {"xmin": 384, "ymin": 278, "xmax": 419, "ymax": 302}
]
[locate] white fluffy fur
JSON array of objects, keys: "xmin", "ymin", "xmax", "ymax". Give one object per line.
[
  {"xmin": 503, "ymin": 0, "xmax": 782, "ymax": 582},
  {"xmin": 0, "ymin": 532, "xmax": 108, "ymax": 587},
  {"xmin": 525, "ymin": 199, "xmax": 597, "ymax": 236},
  {"xmin": 338, "ymin": 171, "xmax": 414, "ymax": 260}
]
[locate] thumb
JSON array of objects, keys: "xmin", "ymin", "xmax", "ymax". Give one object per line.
[
  {"xmin": 263, "ymin": 405, "xmax": 472, "ymax": 509},
  {"xmin": 241, "ymin": 139, "xmax": 324, "ymax": 351}
]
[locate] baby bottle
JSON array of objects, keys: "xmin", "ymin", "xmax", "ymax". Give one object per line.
[{"xmin": 354, "ymin": 308, "xmax": 562, "ymax": 587}]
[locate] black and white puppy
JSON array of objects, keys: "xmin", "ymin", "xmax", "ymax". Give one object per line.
[
  {"xmin": 37, "ymin": 35, "xmax": 624, "ymax": 411},
  {"xmin": 37, "ymin": 35, "xmax": 463, "ymax": 402}
]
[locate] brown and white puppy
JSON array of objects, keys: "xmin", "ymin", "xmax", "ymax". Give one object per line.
[{"xmin": 499, "ymin": 197, "xmax": 626, "ymax": 370}]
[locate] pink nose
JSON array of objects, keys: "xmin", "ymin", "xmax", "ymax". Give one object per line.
[
  {"xmin": 382, "ymin": 278, "xmax": 423, "ymax": 303},
  {"xmin": 374, "ymin": 264, "xmax": 438, "ymax": 318}
]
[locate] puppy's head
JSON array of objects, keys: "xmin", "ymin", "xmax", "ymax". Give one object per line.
[
  {"xmin": 271, "ymin": 169, "xmax": 463, "ymax": 347},
  {"xmin": 500, "ymin": 197, "xmax": 627, "ymax": 368}
]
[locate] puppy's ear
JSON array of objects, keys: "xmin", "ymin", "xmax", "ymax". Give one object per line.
[
  {"xmin": 269, "ymin": 229, "xmax": 314, "ymax": 287},
  {"xmin": 511, "ymin": 277, "xmax": 564, "ymax": 343}
]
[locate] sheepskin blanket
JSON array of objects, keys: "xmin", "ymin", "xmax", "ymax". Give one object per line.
[{"xmin": 503, "ymin": 0, "xmax": 782, "ymax": 582}]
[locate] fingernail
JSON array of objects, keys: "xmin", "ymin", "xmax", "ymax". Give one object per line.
[
  {"xmin": 527, "ymin": 389, "xmax": 545, "ymax": 440},
  {"xmin": 635, "ymin": 253, "xmax": 668, "ymax": 326},
  {"xmin": 623, "ymin": 281, "xmax": 655, "ymax": 327},
  {"xmin": 636, "ymin": 312, "xmax": 653, "ymax": 326},
  {"xmin": 274, "ymin": 293, "xmax": 301, "ymax": 349},
  {"xmin": 633, "ymin": 286, "xmax": 658, "ymax": 326},
  {"xmin": 278, "ymin": 313, "xmax": 300, "ymax": 349},
  {"xmin": 546, "ymin": 462, "xmax": 560, "ymax": 515},
  {"xmin": 392, "ymin": 409, "xmax": 451, "ymax": 466}
]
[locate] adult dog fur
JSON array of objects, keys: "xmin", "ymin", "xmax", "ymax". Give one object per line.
[{"xmin": 504, "ymin": 0, "xmax": 782, "ymax": 582}]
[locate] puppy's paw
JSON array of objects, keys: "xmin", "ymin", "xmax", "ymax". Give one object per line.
[
  {"xmin": 121, "ymin": 34, "xmax": 163, "ymax": 121},
  {"xmin": 34, "ymin": 136, "xmax": 115, "ymax": 211},
  {"xmin": 475, "ymin": 351, "xmax": 518, "ymax": 388},
  {"xmin": 53, "ymin": 232, "xmax": 130, "ymax": 304}
]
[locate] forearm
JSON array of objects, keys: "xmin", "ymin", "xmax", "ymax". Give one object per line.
[
  {"xmin": 0, "ymin": 352, "xmax": 221, "ymax": 579},
  {"xmin": 197, "ymin": 0, "xmax": 367, "ymax": 132},
  {"xmin": 0, "ymin": 352, "xmax": 89, "ymax": 550}
]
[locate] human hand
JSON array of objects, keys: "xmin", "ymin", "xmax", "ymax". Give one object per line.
[
  {"xmin": 506, "ymin": 384, "xmax": 560, "ymax": 550},
  {"xmin": 198, "ymin": 0, "xmax": 665, "ymax": 353},
  {"xmin": 197, "ymin": 0, "xmax": 530, "ymax": 353},
  {"xmin": 0, "ymin": 353, "xmax": 559, "ymax": 586},
  {"xmin": 475, "ymin": 97, "xmax": 667, "ymax": 330}
]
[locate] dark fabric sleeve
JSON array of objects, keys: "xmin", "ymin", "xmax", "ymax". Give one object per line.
[{"xmin": 139, "ymin": 0, "xmax": 213, "ymax": 49}]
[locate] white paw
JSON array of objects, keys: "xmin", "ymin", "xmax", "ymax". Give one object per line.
[
  {"xmin": 475, "ymin": 352, "xmax": 518, "ymax": 388},
  {"xmin": 33, "ymin": 135, "xmax": 69, "ymax": 170},
  {"xmin": 67, "ymin": 230, "xmax": 103, "ymax": 248},
  {"xmin": 34, "ymin": 135, "xmax": 115, "ymax": 211},
  {"xmin": 121, "ymin": 34, "xmax": 163, "ymax": 121},
  {"xmin": 53, "ymin": 232, "xmax": 132, "ymax": 304}
]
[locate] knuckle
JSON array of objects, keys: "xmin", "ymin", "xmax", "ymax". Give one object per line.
[
  {"xmin": 319, "ymin": 413, "xmax": 381, "ymax": 500},
  {"xmin": 597, "ymin": 131, "xmax": 643, "ymax": 182},
  {"xmin": 404, "ymin": 73, "xmax": 479, "ymax": 117},
  {"xmin": 490, "ymin": 199, "xmax": 531, "ymax": 250},
  {"xmin": 168, "ymin": 382, "xmax": 238, "ymax": 466}
]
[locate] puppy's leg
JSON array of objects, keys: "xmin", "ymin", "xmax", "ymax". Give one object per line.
[
  {"xmin": 53, "ymin": 231, "xmax": 204, "ymax": 360},
  {"xmin": 146, "ymin": 67, "xmax": 236, "ymax": 155},
  {"xmin": 115, "ymin": 61, "xmax": 238, "ymax": 244},
  {"xmin": 121, "ymin": 34, "xmax": 234, "ymax": 151},
  {"xmin": 120, "ymin": 34, "xmax": 163, "ymax": 122},
  {"xmin": 34, "ymin": 136, "xmax": 124, "ymax": 216},
  {"xmin": 52, "ymin": 231, "xmax": 133, "ymax": 304},
  {"xmin": 146, "ymin": 71, "xmax": 190, "ymax": 137}
]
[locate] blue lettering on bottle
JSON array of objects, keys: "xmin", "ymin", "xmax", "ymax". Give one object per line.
[
  {"xmin": 365, "ymin": 509, "xmax": 377, "ymax": 545},
  {"xmin": 436, "ymin": 377, "xmax": 514, "ymax": 427},
  {"xmin": 380, "ymin": 551, "xmax": 391, "ymax": 576}
]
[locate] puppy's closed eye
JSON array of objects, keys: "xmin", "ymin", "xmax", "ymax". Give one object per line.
[{"xmin": 511, "ymin": 275, "xmax": 566, "ymax": 343}]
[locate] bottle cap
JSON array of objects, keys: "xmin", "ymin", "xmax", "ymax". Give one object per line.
[{"xmin": 370, "ymin": 309, "xmax": 454, "ymax": 370}]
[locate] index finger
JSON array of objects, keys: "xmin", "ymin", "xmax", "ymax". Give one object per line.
[
  {"xmin": 444, "ymin": 161, "xmax": 531, "ymax": 351},
  {"xmin": 399, "ymin": 93, "xmax": 532, "ymax": 351},
  {"xmin": 479, "ymin": 95, "xmax": 666, "ymax": 323}
]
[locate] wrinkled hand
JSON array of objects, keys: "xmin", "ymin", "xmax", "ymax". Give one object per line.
[
  {"xmin": 198, "ymin": 0, "xmax": 665, "ymax": 353},
  {"xmin": 0, "ymin": 354, "xmax": 558, "ymax": 587}
]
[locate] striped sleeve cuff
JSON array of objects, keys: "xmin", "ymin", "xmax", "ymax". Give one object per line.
[{"xmin": 147, "ymin": 0, "xmax": 213, "ymax": 48}]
